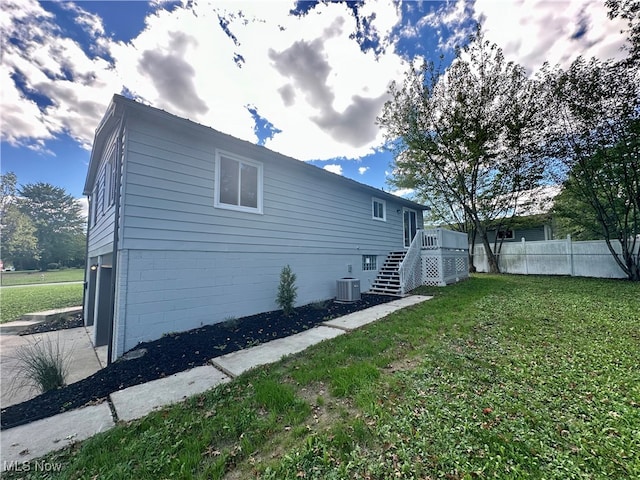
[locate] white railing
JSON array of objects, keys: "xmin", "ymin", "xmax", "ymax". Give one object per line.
[
  {"xmin": 398, "ymin": 229, "xmax": 424, "ymax": 294},
  {"xmin": 400, "ymin": 228, "xmax": 470, "ymax": 292}
]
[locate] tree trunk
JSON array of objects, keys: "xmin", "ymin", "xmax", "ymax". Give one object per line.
[
  {"xmin": 480, "ymin": 232, "xmax": 501, "ymax": 274},
  {"xmin": 603, "ymin": 237, "xmax": 640, "ymax": 281}
]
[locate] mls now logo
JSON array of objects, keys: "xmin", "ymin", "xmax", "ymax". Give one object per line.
[{"xmin": 3, "ymin": 460, "xmax": 63, "ymax": 472}]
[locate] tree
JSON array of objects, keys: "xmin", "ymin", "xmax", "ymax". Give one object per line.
[
  {"xmin": 552, "ymin": 185, "xmax": 605, "ymax": 241},
  {"xmin": 1, "ymin": 171, "xmax": 18, "ymax": 217},
  {"xmin": 1, "ymin": 207, "xmax": 40, "ymax": 270},
  {"xmin": 276, "ymin": 265, "xmax": 297, "ymax": 316},
  {"xmin": 543, "ymin": 57, "xmax": 640, "ymax": 280},
  {"xmin": 17, "ymin": 183, "xmax": 85, "ymax": 270},
  {"xmin": 378, "ymin": 29, "xmax": 549, "ymax": 273},
  {"xmin": 1, "ymin": 172, "xmax": 40, "ymax": 269},
  {"xmin": 606, "ymin": 0, "xmax": 640, "ymax": 64}
]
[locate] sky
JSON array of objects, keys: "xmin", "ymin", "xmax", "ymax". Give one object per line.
[{"xmin": 0, "ymin": 0, "xmax": 630, "ymax": 215}]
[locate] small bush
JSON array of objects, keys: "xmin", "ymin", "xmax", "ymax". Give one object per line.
[
  {"xmin": 276, "ymin": 265, "xmax": 297, "ymax": 316},
  {"xmin": 11, "ymin": 336, "xmax": 71, "ymax": 394},
  {"xmin": 46, "ymin": 263, "xmax": 60, "ymax": 271}
]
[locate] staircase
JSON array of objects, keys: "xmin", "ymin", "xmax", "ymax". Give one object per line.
[{"xmin": 369, "ymin": 251, "xmax": 406, "ymax": 296}]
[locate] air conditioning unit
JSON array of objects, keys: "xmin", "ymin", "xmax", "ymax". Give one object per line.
[{"xmin": 336, "ymin": 278, "xmax": 361, "ymax": 302}]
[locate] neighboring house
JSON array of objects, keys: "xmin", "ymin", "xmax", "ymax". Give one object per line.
[
  {"xmin": 83, "ymin": 95, "xmax": 428, "ymax": 361},
  {"xmin": 481, "ymin": 214, "xmax": 554, "ymax": 244},
  {"xmin": 472, "ymin": 186, "xmax": 560, "ymax": 245}
]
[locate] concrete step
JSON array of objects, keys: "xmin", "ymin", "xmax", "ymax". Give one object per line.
[{"xmin": 0, "ymin": 307, "xmax": 83, "ymax": 335}]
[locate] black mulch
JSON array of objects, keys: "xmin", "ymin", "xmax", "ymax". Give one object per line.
[
  {"xmin": 1, "ymin": 294, "xmax": 396, "ymax": 430},
  {"xmin": 18, "ymin": 313, "xmax": 84, "ymax": 336}
]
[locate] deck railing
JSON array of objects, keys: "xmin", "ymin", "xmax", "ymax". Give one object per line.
[
  {"xmin": 399, "ymin": 228, "xmax": 470, "ymax": 292},
  {"xmin": 398, "ymin": 229, "xmax": 424, "ymax": 294}
]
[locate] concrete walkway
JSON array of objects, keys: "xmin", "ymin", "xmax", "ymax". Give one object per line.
[{"xmin": 0, "ymin": 295, "xmax": 432, "ymax": 468}]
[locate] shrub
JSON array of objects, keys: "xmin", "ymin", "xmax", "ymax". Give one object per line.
[
  {"xmin": 276, "ymin": 265, "xmax": 298, "ymax": 316},
  {"xmin": 11, "ymin": 336, "xmax": 71, "ymax": 394},
  {"xmin": 46, "ymin": 263, "xmax": 60, "ymax": 271}
]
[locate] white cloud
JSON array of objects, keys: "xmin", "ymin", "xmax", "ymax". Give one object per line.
[
  {"xmin": 390, "ymin": 188, "xmax": 414, "ymax": 198},
  {"xmin": 1, "ymin": 0, "xmax": 630, "ymax": 167},
  {"xmin": 358, "ymin": 166, "xmax": 369, "ymax": 175},
  {"xmin": 323, "ymin": 164, "xmax": 343, "ymax": 176},
  {"xmin": 473, "ymin": 0, "xmax": 629, "ymax": 72},
  {"xmin": 75, "ymin": 196, "xmax": 89, "ymax": 219}
]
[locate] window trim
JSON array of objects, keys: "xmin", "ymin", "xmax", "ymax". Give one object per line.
[
  {"xmin": 372, "ymin": 197, "xmax": 386, "ymax": 221},
  {"xmin": 214, "ymin": 150, "xmax": 264, "ymax": 214}
]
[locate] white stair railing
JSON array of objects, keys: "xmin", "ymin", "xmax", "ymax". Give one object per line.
[{"xmin": 398, "ymin": 229, "xmax": 424, "ymax": 294}]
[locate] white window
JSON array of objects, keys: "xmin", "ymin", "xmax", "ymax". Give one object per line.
[
  {"xmin": 362, "ymin": 255, "xmax": 377, "ymax": 271},
  {"xmin": 108, "ymin": 150, "xmax": 117, "ymax": 206},
  {"xmin": 215, "ymin": 151, "xmax": 263, "ymax": 214},
  {"xmin": 372, "ymin": 198, "xmax": 386, "ymax": 221},
  {"xmin": 96, "ymin": 167, "xmax": 106, "ymax": 216}
]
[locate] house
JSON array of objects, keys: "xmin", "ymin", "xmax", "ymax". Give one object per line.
[
  {"xmin": 472, "ymin": 186, "xmax": 561, "ymax": 245},
  {"xmin": 83, "ymin": 95, "xmax": 430, "ymax": 361}
]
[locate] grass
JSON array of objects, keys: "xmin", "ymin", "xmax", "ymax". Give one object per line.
[
  {"xmin": 0, "ymin": 284, "xmax": 83, "ymax": 323},
  {"xmin": 10, "ymin": 335, "xmax": 72, "ymax": 394},
  {"xmin": 4, "ymin": 274, "xmax": 639, "ymax": 479},
  {"xmin": 0, "ymin": 268, "xmax": 84, "ymax": 286}
]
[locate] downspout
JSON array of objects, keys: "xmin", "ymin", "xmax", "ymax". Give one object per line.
[
  {"xmin": 106, "ymin": 113, "xmax": 126, "ymax": 365},
  {"xmin": 81, "ymin": 195, "xmax": 91, "ymax": 325}
]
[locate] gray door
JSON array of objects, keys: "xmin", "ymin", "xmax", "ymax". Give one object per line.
[{"xmin": 94, "ymin": 266, "xmax": 112, "ymax": 347}]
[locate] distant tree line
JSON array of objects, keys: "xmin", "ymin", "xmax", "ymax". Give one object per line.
[
  {"xmin": 1, "ymin": 172, "xmax": 86, "ymax": 271},
  {"xmin": 378, "ymin": 4, "xmax": 639, "ymax": 280}
]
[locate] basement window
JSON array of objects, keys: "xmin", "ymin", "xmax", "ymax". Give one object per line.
[{"xmin": 362, "ymin": 255, "xmax": 377, "ymax": 271}]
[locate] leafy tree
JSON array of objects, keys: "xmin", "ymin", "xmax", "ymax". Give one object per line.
[
  {"xmin": 17, "ymin": 183, "xmax": 85, "ymax": 270},
  {"xmin": 1, "ymin": 207, "xmax": 40, "ymax": 270},
  {"xmin": 543, "ymin": 57, "xmax": 640, "ymax": 280},
  {"xmin": 1, "ymin": 171, "xmax": 18, "ymax": 217},
  {"xmin": 1, "ymin": 172, "xmax": 40, "ymax": 269},
  {"xmin": 606, "ymin": 0, "xmax": 640, "ymax": 64},
  {"xmin": 378, "ymin": 29, "xmax": 549, "ymax": 273}
]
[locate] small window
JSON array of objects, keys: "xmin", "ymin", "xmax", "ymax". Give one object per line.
[
  {"xmin": 215, "ymin": 151, "xmax": 263, "ymax": 214},
  {"xmin": 108, "ymin": 152, "xmax": 117, "ymax": 206},
  {"xmin": 91, "ymin": 189, "xmax": 98, "ymax": 226},
  {"xmin": 372, "ymin": 198, "xmax": 386, "ymax": 221},
  {"xmin": 96, "ymin": 168, "xmax": 106, "ymax": 216},
  {"xmin": 497, "ymin": 229, "xmax": 514, "ymax": 240},
  {"xmin": 362, "ymin": 255, "xmax": 377, "ymax": 271}
]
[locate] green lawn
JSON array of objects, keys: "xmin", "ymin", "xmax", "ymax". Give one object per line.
[
  {"xmin": 0, "ymin": 284, "xmax": 84, "ymax": 323},
  {"xmin": 5, "ymin": 275, "xmax": 640, "ymax": 479},
  {"xmin": 0, "ymin": 268, "xmax": 84, "ymax": 286}
]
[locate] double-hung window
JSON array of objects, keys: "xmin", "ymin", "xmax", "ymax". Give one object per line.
[
  {"xmin": 215, "ymin": 151, "xmax": 263, "ymax": 214},
  {"xmin": 372, "ymin": 197, "xmax": 386, "ymax": 221}
]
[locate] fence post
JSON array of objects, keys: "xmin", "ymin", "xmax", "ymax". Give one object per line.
[
  {"xmin": 566, "ymin": 234, "xmax": 574, "ymax": 276},
  {"xmin": 522, "ymin": 237, "xmax": 528, "ymax": 275}
]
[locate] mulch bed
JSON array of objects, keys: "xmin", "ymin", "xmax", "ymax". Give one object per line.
[
  {"xmin": 17, "ymin": 313, "xmax": 84, "ymax": 335},
  {"xmin": 1, "ymin": 294, "xmax": 396, "ymax": 430}
]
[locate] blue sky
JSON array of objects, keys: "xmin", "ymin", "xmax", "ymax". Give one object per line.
[{"xmin": 1, "ymin": 0, "xmax": 628, "ymax": 214}]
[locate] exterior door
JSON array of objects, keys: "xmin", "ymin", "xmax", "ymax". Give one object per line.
[{"xmin": 403, "ymin": 209, "xmax": 418, "ymax": 248}]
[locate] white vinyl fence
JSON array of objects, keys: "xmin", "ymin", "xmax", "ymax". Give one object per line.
[{"xmin": 473, "ymin": 236, "xmax": 638, "ymax": 279}]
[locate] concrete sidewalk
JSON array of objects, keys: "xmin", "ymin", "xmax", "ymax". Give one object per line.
[
  {"xmin": 0, "ymin": 327, "xmax": 104, "ymax": 408},
  {"xmin": 1, "ymin": 295, "xmax": 432, "ymax": 468}
]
